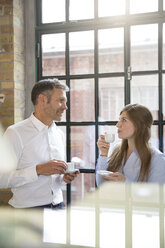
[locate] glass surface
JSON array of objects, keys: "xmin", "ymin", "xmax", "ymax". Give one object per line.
[
  {"xmin": 99, "ymin": 77, "xmax": 124, "ymax": 121},
  {"xmin": 57, "ymin": 126, "xmax": 67, "ymax": 206},
  {"xmin": 98, "ymin": 28, "xmax": 124, "ymax": 73},
  {"xmin": 43, "ymin": 209, "xmax": 66, "ymax": 244},
  {"xmin": 69, "ymin": 0, "xmax": 94, "ymax": 20},
  {"xmin": 69, "ymin": 31, "xmax": 94, "ymax": 75},
  {"xmin": 70, "ymin": 207, "xmax": 95, "ymax": 246},
  {"xmin": 1, "ymin": 184, "xmax": 164, "ymax": 247},
  {"xmin": 71, "ymin": 174, "xmax": 95, "ymax": 203},
  {"xmin": 131, "ymin": 75, "xmax": 158, "ymax": 120},
  {"xmin": 70, "ymin": 79, "xmax": 95, "ymax": 122},
  {"xmin": 71, "ymin": 126, "xmax": 95, "ymax": 169},
  {"xmin": 42, "ymin": 33, "xmax": 65, "ymax": 76},
  {"xmin": 42, "ymin": 0, "xmax": 65, "ymax": 23},
  {"xmin": 57, "ymin": 126, "xmax": 66, "ymax": 155},
  {"xmin": 131, "ymin": 184, "xmax": 160, "ymax": 203},
  {"xmin": 131, "ymin": 24, "xmax": 158, "ymax": 71},
  {"xmin": 150, "ymin": 125, "xmax": 159, "ymax": 149},
  {"xmin": 100, "ymin": 209, "xmax": 125, "ymax": 248},
  {"xmin": 98, "ymin": 0, "xmax": 125, "ymax": 17},
  {"xmin": 130, "ymin": 0, "xmax": 158, "ymax": 14},
  {"xmin": 132, "ymin": 209, "xmax": 159, "ymax": 248}
]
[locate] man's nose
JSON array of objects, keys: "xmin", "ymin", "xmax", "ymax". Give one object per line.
[{"xmin": 63, "ymin": 103, "xmax": 68, "ymax": 110}]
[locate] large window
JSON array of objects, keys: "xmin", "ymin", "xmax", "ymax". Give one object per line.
[{"xmin": 36, "ymin": 0, "xmax": 165, "ymax": 204}]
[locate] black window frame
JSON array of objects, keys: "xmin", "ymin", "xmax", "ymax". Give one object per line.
[{"xmin": 35, "ymin": 0, "xmax": 165, "ymax": 205}]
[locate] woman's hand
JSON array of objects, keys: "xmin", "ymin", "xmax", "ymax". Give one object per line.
[
  {"xmin": 102, "ymin": 172, "xmax": 126, "ymax": 182},
  {"xmin": 97, "ymin": 134, "xmax": 110, "ymax": 156}
]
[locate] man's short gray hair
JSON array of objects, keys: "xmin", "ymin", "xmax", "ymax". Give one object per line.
[{"xmin": 31, "ymin": 78, "xmax": 69, "ymax": 105}]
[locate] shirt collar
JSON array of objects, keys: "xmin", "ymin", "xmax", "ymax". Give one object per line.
[{"xmin": 29, "ymin": 113, "xmax": 56, "ymax": 131}]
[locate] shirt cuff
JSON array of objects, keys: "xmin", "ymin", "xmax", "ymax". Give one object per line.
[{"xmin": 23, "ymin": 166, "xmax": 38, "ymax": 183}]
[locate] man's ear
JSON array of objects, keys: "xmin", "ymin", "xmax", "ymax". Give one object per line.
[{"xmin": 37, "ymin": 94, "xmax": 48, "ymax": 105}]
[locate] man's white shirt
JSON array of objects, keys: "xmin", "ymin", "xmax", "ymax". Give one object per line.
[{"xmin": 3, "ymin": 114, "xmax": 66, "ymax": 208}]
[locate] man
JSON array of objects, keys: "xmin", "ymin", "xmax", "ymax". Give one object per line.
[{"xmin": 3, "ymin": 78, "xmax": 79, "ymax": 208}]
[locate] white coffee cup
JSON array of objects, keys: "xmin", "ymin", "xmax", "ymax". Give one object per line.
[
  {"xmin": 104, "ymin": 133, "xmax": 115, "ymax": 143},
  {"xmin": 66, "ymin": 162, "xmax": 75, "ymax": 172}
]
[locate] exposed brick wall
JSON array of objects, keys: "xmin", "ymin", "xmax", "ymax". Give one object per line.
[
  {"xmin": 0, "ymin": 0, "xmax": 25, "ymax": 205},
  {"xmin": 0, "ymin": 0, "xmax": 25, "ymax": 130}
]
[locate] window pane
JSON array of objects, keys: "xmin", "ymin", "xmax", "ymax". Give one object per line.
[
  {"xmin": 42, "ymin": 0, "xmax": 65, "ymax": 23},
  {"xmin": 70, "ymin": 79, "xmax": 95, "ymax": 122},
  {"xmin": 98, "ymin": 0, "xmax": 125, "ymax": 17},
  {"xmin": 70, "ymin": 126, "xmax": 96, "ymax": 202},
  {"xmin": 43, "ymin": 209, "xmax": 66, "ymax": 244},
  {"xmin": 65, "ymin": 125, "xmax": 96, "ymax": 204},
  {"xmin": 69, "ymin": 0, "xmax": 94, "ymax": 20},
  {"xmin": 42, "ymin": 34, "xmax": 65, "ymax": 76},
  {"xmin": 71, "ymin": 174, "xmax": 95, "ymax": 203},
  {"xmin": 100, "ymin": 209, "xmax": 125, "ymax": 248},
  {"xmin": 70, "ymin": 207, "xmax": 95, "ymax": 246},
  {"xmin": 98, "ymin": 28, "xmax": 124, "ymax": 73},
  {"xmin": 130, "ymin": 0, "xmax": 158, "ymax": 14},
  {"xmin": 150, "ymin": 125, "xmax": 159, "ymax": 149},
  {"xmin": 71, "ymin": 126, "xmax": 95, "ymax": 169},
  {"xmin": 132, "ymin": 209, "xmax": 159, "ymax": 248},
  {"xmin": 69, "ymin": 31, "xmax": 94, "ymax": 75},
  {"xmin": 131, "ymin": 75, "xmax": 158, "ymax": 120},
  {"xmin": 58, "ymin": 126, "xmax": 66, "ymax": 156},
  {"xmin": 99, "ymin": 77, "xmax": 124, "ymax": 121},
  {"xmin": 131, "ymin": 24, "xmax": 158, "ymax": 71}
]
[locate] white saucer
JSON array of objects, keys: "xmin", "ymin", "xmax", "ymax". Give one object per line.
[
  {"xmin": 97, "ymin": 170, "xmax": 113, "ymax": 176},
  {"xmin": 65, "ymin": 169, "xmax": 79, "ymax": 174}
]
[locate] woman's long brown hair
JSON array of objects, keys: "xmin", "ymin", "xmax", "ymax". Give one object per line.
[{"xmin": 107, "ymin": 104, "xmax": 153, "ymax": 182}]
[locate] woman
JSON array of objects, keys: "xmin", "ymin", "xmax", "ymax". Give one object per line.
[{"xmin": 96, "ymin": 104, "xmax": 165, "ymax": 186}]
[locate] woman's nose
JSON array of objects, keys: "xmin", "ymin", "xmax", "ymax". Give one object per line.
[{"xmin": 116, "ymin": 121, "xmax": 120, "ymax": 127}]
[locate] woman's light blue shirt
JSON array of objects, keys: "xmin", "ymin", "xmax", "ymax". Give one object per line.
[{"xmin": 96, "ymin": 146, "xmax": 165, "ymax": 186}]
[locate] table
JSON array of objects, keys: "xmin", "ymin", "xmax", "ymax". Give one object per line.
[{"xmin": 0, "ymin": 183, "xmax": 164, "ymax": 248}]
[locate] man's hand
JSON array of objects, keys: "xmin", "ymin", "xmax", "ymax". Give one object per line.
[
  {"xmin": 63, "ymin": 170, "xmax": 80, "ymax": 184},
  {"xmin": 36, "ymin": 159, "xmax": 67, "ymax": 176}
]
